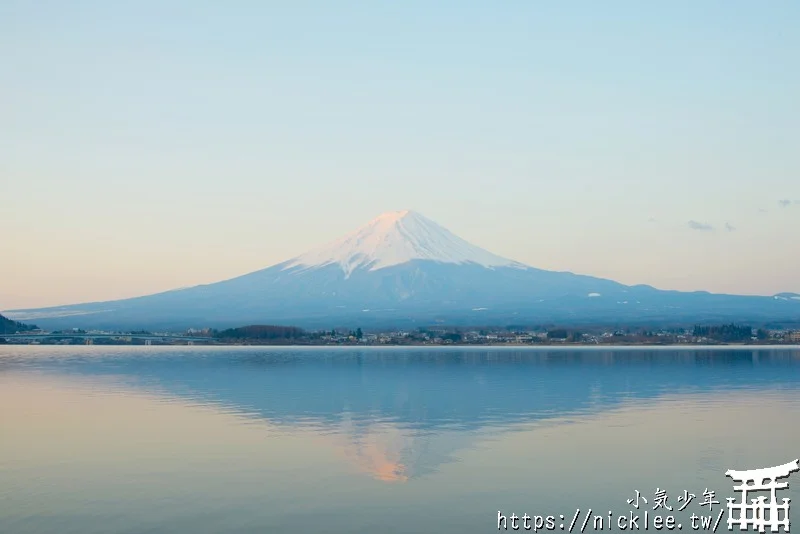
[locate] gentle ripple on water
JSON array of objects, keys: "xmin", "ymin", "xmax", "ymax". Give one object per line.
[{"xmin": 1, "ymin": 345, "xmax": 799, "ymax": 534}]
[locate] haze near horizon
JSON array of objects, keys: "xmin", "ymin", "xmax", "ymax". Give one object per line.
[{"xmin": 3, "ymin": 1, "xmax": 799, "ymax": 309}]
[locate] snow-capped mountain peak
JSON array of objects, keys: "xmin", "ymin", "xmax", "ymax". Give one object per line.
[{"xmin": 283, "ymin": 210, "xmax": 526, "ymax": 277}]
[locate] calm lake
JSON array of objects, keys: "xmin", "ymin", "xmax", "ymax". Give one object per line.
[{"xmin": 1, "ymin": 346, "xmax": 799, "ymax": 534}]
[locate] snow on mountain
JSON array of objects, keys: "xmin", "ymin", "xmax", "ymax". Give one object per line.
[
  {"xmin": 5, "ymin": 210, "xmax": 799, "ymax": 330},
  {"xmin": 283, "ymin": 210, "xmax": 526, "ymax": 277}
]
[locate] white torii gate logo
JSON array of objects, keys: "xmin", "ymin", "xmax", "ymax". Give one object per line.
[{"xmin": 726, "ymin": 459, "xmax": 799, "ymax": 532}]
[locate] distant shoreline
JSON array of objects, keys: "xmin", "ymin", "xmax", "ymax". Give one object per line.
[
  {"xmin": 193, "ymin": 344, "xmax": 800, "ymax": 351},
  {"xmin": 6, "ymin": 322, "xmax": 799, "ymax": 347},
  {"xmin": 4, "ymin": 340, "xmax": 799, "ymax": 349}
]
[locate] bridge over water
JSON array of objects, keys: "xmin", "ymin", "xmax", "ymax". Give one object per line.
[{"xmin": 1, "ymin": 333, "xmax": 217, "ymax": 344}]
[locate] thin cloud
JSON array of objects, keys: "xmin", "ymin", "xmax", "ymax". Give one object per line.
[
  {"xmin": 647, "ymin": 217, "xmax": 657, "ymax": 223},
  {"xmin": 688, "ymin": 220, "xmax": 714, "ymax": 231},
  {"xmin": 758, "ymin": 208, "xmax": 768, "ymax": 214},
  {"xmin": 779, "ymin": 199, "xmax": 792, "ymax": 208},
  {"xmin": 725, "ymin": 222, "xmax": 736, "ymax": 232}
]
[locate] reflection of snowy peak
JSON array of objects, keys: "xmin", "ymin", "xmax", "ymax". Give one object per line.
[
  {"xmin": 284, "ymin": 210, "xmax": 525, "ymax": 277},
  {"xmin": 334, "ymin": 418, "xmax": 459, "ymax": 483}
]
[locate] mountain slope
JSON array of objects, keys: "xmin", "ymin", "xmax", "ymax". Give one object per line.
[
  {"xmin": 4, "ymin": 211, "xmax": 799, "ymax": 330},
  {"xmin": 0, "ymin": 313, "xmax": 38, "ymax": 335}
]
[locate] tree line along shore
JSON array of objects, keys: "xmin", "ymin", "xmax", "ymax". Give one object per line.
[{"xmin": 3, "ymin": 319, "xmax": 800, "ymax": 346}]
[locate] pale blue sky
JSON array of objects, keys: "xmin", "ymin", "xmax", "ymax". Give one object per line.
[{"xmin": 3, "ymin": 1, "xmax": 799, "ymax": 308}]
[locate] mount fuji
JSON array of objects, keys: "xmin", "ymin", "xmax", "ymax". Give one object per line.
[{"xmin": 5, "ymin": 210, "xmax": 799, "ymax": 330}]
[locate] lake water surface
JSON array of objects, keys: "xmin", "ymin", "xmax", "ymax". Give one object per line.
[{"xmin": 1, "ymin": 346, "xmax": 799, "ymax": 534}]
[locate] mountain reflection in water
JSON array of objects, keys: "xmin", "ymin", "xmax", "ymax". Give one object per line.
[
  {"xmin": 2, "ymin": 346, "xmax": 800, "ymax": 534},
  {"xmin": 2, "ymin": 346, "xmax": 798, "ymax": 484}
]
